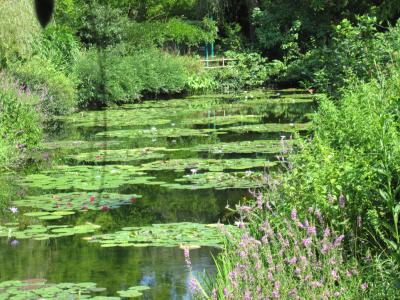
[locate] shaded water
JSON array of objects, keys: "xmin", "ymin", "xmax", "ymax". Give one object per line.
[{"xmin": 0, "ymin": 90, "xmax": 315, "ymax": 299}]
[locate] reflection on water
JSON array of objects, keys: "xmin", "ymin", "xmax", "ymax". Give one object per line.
[{"xmin": 0, "ymin": 90, "xmax": 315, "ymax": 299}]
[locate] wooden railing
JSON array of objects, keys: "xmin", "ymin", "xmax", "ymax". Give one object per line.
[{"xmin": 201, "ymin": 58, "xmax": 238, "ymax": 69}]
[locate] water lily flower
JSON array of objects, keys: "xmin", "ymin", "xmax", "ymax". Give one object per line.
[
  {"xmin": 9, "ymin": 207, "xmax": 18, "ymax": 214},
  {"xmin": 101, "ymin": 205, "xmax": 109, "ymax": 211},
  {"xmin": 90, "ymin": 196, "xmax": 95, "ymax": 203},
  {"xmin": 190, "ymin": 169, "xmax": 198, "ymax": 175},
  {"xmin": 82, "ymin": 204, "xmax": 88, "ymax": 210},
  {"xmin": 10, "ymin": 239, "xmax": 19, "ymax": 247},
  {"xmin": 130, "ymin": 197, "xmax": 137, "ymax": 203},
  {"xmin": 151, "ymin": 127, "xmax": 157, "ymax": 131},
  {"xmin": 171, "ymin": 123, "xmax": 176, "ymax": 127}
]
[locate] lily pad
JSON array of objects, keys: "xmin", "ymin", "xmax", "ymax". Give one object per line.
[{"xmin": 88, "ymin": 222, "xmax": 235, "ymax": 248}]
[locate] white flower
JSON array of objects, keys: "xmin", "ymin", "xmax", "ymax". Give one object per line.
[
  {"xmin": 9, "ymin": 207, "xmax": 18, "ymax": 214},
  {"xmin": 245, "ymin": 170, "xmax": 253, "ymax": 177},
  {"xmin": 190, "ymin": 169, "xmax": 198, "ymax": 175}
]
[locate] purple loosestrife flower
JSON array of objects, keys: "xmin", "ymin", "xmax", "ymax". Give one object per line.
[
  {"xmin": 302, "ymin": 237, "xmax": 312, "ymax": 248},
  {"xmin": 311, "ymin": 281, "xmax": 323, "ymax": 288},
  {"xmin": 291, "ymin": 208, "xmax": 297, "ymax": 220},
  {"xmin": 323, "ymin": 228, "xmax": 331, "ymax": 238},
  {"xmin": 339, "ymin": 194, "xmax": 346, "ymax": 208},
  {"xmin": 361, "ymin": 283, "xmax": 368, "ymax": 290},
  {"xmin": 308, "ymin": 207, "xmax": 314, "ymax": 214},
  {"xmin": 244, "ymin": 290, "xmax": 252, "ymax": 300},
  {"xmin": 307, "ymin": 226, "xmax": 317, "ymax": 236},
  {"xmin": 321, "ymin": 244, "xmax": 330, "ymax": 254},
  {"xmin": 333, "ymin": 235, "xmax": 345, "ymax": 247},
  {"xmin": 315, "ymin": 208, "xmax": 321, "ymax": 219},
  {"xmin": 183, "ymin": 247, "xmax": 191, "ymax": 268},
  {"xmin": 223, "ymin": 287, "xmax": 230, "ymax": 298},
  {"xmin": 189, "ymin": 277, "xmax": 200, "ymax": 294},
  {"xmin": 212, "ymin": 288, "xmax": 217, "ymax": 300},
  {"xmin": 331, "ymin": 269, "xmax": 339, "ymax": 281},
  {"xmin": 288, "ymin": 256, "xmax": 297, "ymax": 265},
  {"xmin": 272, "ymin": 290, "xmax": 280, "ymax": 299}
]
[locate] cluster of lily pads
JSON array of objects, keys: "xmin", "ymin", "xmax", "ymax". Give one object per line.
[
  {"xmin": 87, "ymin": 222, "xmax": 233, "ymax": 249},
  {"xmin": 0, "ymin": 280, "xmax": 149, "ymax": 299},
  {"xmin": 162, "ymin": 171, "xmax": 266, "ymax": 190},
  {"xmin": 14, "ymin": 192, "xmax": 142, "ymax": 212},
  {"xmin": 0, "ymin": 223, "xmax": 100, "ymax": 241}
]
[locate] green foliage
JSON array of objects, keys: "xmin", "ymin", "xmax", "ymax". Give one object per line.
[
  {"xmin": 11, "ymin": 56, "xmax": 77, "ymax": 115},
  {"xmin": 126, "ymin": 18, "xmax": 217, "ymax": 50},
  {"xmin": 74, "ymin": 48, "xmax": 196, "ymax": 107},
  {"xmin": 74, "ymin": 2, "xmax": 129, "ymax": 48},
  {"xmin": 39, "ymin": 24, "xmax": 81, "ymax": 73},
  {"xmin": 0, "ymin": 0, "xmax": 40, "ymax": 65},
  {"xmin": 284, "ymin": 69, "xmax": 400, "ymax": 261},
  {"xmin": 0, "ymin": 72, "xmax": 42, "ymax": 169}
]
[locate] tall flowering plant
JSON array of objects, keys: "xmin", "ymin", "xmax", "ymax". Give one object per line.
[{"xmin": 209, "ymin": 191, "xmax": 366, "ymax": 299}]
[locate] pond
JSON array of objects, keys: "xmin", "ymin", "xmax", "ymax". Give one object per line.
[{"xmin": 0, "ymin": 89, "xmax": 315, "ymax": 299}]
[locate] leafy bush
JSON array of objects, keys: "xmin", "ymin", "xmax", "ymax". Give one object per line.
[
  {"xmin": 75, "ymin": 48, "xmax": 196, "ymax": 107},
  {"xmin": 39, "ymin": 24, "xmax": 81, "ymax": 73},
  {"xmin": 0, "ymin": 72, "xmax": 42, "ymax": 169},
  {"xmin": 126, "ymin": 18, "xmax": 218, "ymax": 51},
  {"xmin": 11, "ymin": 56, "xmax": 77, "ymax": 115},
  {"xmin": 284, "ymin": 69, "xmax": 400, "ymax": 262}
]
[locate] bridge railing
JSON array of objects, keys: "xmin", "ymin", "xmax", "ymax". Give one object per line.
[{"xmin": 201, "ymin": 58, "xmax": 238, "ymax": 69}]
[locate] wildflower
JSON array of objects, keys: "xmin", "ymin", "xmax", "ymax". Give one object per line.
[
  {"xmin": 189, "ymin": 277, "xmax": 200, "ymax": 294},
  {"xmin": 321, "ymin": 243, "xmax": 330, "ymax": 254},
  {"xmin": 323, "ymin": 227, "xmax": 331, "ymax": 238},
  {"xmin": 274, "ymin": 281, "xmax": 281, "ymax": 290},
  {"xmin": 315, "ymin": 208, "xmax": 321, "ymax": 219},
  {"xmin": 9, "ymin": 207, "xmax": 18, "ymax": 214},
  {"xmin": 245, "ymin": 170, "xmax": 253, "ymax": 177},
  {"xmin": 304, "ymin": 274, "xmax": 312, "ymax": 281},
  {"xmin": 183, "ymin": 247, "xmax": 191, "ymax": 267},
  {"xmin": 333, "ymin": 235, "xmax": 345, "ymax": 247},
  {"xmin": 212, "ymin": 288, "xmax": 217, "ymax": 300},
  {"xmin": 291, "ymin": 208, "xmax": 297, "ymax": 220},
  {"xmin": 267, "ymin": 271, "xmax": 274, "ymax": 281},
  {"xmin": 244, "ymin": 290, "xmax": 251, "ymax": 300},
  {"xmin": 10, "ymin": 239, "xmax": 19, "ymax": 247},
  {"xmin": 338, "ymin": 194, "xmax": 346, "ymax": 208},
  {"xmin": 346, "ymin": 270, "xmax": 352, "ymax": 277},
  {"xmin": 223, "ymin": 287, "xmax": 230, "ymax": 298},
  {"xmin": 334, "ymin": 291, "xmax": 341, "ymax": 297},
  {"xmin": 271, "ymin": 290, "xmax": 280, "ymax": 299},
  {"xmin": 90, "ymin": 196, "xmax": 95, "ymax": 203},
  {"xmin": 294, "ymin": 268, "xmax": 301, "ymax": 275},
  {"xmin": 289, "ymin": 289, "xmax": 298, "ymax": 297},
  {"xmin": 288, "ymin": 256, "xmax": 297, "ymax": 265},
  {"xmin": 331, "ymin": 269, "xmax": 339, "ymax": 281},
  {"xmin": 307, "ymin": 226, "xmax": 317, "ymax": 236},
  {"xmin": 361, "ymin": 283, "xmax": 368, "ymax": 290},
  {"xmin": 302, "ymin": 237, "xmax": 312, "ymax": 248},
  {"xmin": 311, "ymin": 281, "xmax": 323, "ymax": 288},
  {"xmin": 308, "ymin": 207, "xmax": 313, "ymax": 214}
]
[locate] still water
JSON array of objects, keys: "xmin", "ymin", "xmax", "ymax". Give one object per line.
[{"xmin": 0, "ymin": 90, "xmax": 314, "ymax": 299}]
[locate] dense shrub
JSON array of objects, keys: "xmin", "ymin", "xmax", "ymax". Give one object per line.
[
  {"xmin": 74, "ymin": 48, "xmax": 197, "ymax": 107},
  {"xmin": 39, "ymin": 24, "xmax": 81, "ymax": 73},
  {"xmin": 11, "ymin": 56, "xmax": 77, "ymax": 115},
  {"xmin": 283, "ymin": 68, "xmax": 400, "ymax": 262},
  {"xmin": 0, "ymin": 72, "xmax": 42, "ymax": 169}
]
